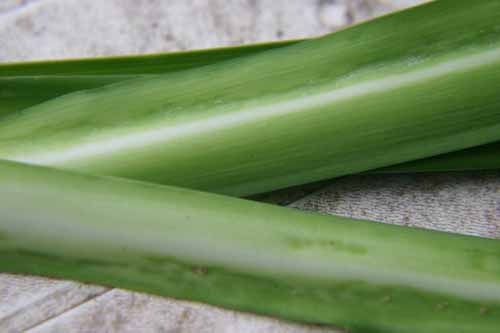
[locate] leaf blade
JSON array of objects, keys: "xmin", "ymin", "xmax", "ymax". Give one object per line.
[{"xmin": 2, "ymin": 0, "xmax": 500, "ymax": 195}]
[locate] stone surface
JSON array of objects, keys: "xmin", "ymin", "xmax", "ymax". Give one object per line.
[
  {"xmin": 5, "ymin": 1, "xmax": 498, "ymax": 333},
  {"xmin": 0, "ymin": 0, "xmax": 39, "ymax": 15},
  {"xmin": 0, "ymin": 274, "xmax": 106, "ymax": 333},
  {"xmin": 27, "ymin": 289, "xmax": 333, "ymax": 333},
  {"xmin": 0, "ymin": 0, "xmax": 428, "ymax": 62},
  {"xmin": 292, "ymin": 173, "xmax": 500, "ymax": 239}
]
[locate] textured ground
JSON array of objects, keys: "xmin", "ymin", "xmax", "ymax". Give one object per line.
[{"xmin": 3, "ymin": 1, "xmax": 499, "ymax": 332}]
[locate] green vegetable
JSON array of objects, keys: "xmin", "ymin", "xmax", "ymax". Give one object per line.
[
  {"xmin": 2, "ymin": 10, "xmax": 500, "ymax": 178},
  {"xmin": 0, "ymin": 40, "xmax": 299, "ymax": 77},
  {"xmin": 5, "ymin": 59, "xmax": 500, "ymax": 180},
  {"xmin": 374, "ymin": 141, "xmax": 500, "ymax": 174},
  {"xmin": 0, "ymin": 40, "xmax": 299, "ymax": 115},
  {"xmin": 2, "ymin": 0, "xmax": 500, "ymax": 197},
  {"xmin": 1, "ymin": 159, "xmax": 499, "ymax": 333}
]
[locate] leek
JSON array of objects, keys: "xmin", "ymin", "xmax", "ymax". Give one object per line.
[
  {"xmin": 1, "ymin": 0, "xmax": 500, "ymax": 197},
  {"xmin": 0, "ymin": 40, "xmax": 299, "ymax": 115},
  {"xmin": 1, "ymin": 159, "xmax": 499, "ymax": 333}
]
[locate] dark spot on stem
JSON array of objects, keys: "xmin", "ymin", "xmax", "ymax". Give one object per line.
[
  {"xmin": 436, "ymin": 302, "xmax": 449, "ymax": 311},
  {"xmin": 381, "ymin": 295, "xmax": 392, "ymax": 303},
  {"xmin": 192, "ymin": 266, "xmax": 208, "ymax": 275},
  {"xmin": 286, "ymin": 236, "xmax": 367, "ymax": 255}
]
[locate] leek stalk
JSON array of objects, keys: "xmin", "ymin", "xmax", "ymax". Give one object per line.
[
  {"xmin": 1, "ymin": 0, "xmax": 500, "ymax": 197},
  {"xmin": 0, "ymin": 159, "xmax": 499, "ymax": 333},
  {"xmin": 0, "ymin": 40, "xmax": 299, "ymax": 115},
  {"xmin": 2, "ymin": 3, "xmax": 500, "ymax": 178}
]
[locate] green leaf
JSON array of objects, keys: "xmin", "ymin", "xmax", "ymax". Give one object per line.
[
  {"xmin": 1, "ymin": 26, "xmax": 499, "ymax": 178},
  {"xmin": 0, "ymin": 40, "xmax": 299, "ymax": 116},
  {"xmin": 6, "ymin": 53, "xmax": 500, "ymax": 179},
  {"xmin": 1, "ymin": 159, "xmax": 499, "ymax": 333},
  {"xmin": 0, "ymin": 40, "xmax": 299, "ymax": 76},
  {"xmin": 374, "ymin": 141, "xmax": 500, "ymax": 174},
  {"xmin": 1, "ymin": 0, "xmax": 500, "ymax": 197}
]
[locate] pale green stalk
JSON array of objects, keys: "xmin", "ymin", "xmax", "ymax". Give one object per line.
[
  {"xmin": 1, "ymin": 0, "xmax": 500, "ymax": 197},
  {"xmin": 1, "ymin": 159, "xmax": 499, "ymax": 333}
]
